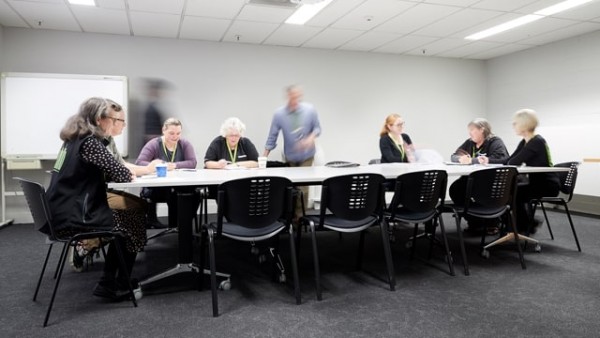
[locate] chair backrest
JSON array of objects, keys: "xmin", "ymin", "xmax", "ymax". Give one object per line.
[
  {"xmin": 320, "ymin": 173, "xmax": 385, "ymax": 221},
  {"xmin": 14, "ymin": 177, "xmax": 55, "ymax": 239},
  {"xmin": 216, "ymin": 176, "xmax": 293, "ymax": 231},
  {"xmin": 388, "ymin": 170, "xmax": 447, "ymax": 215},
  {"xmin": 464, "ymin": 167, "xmax": 518, "ymax": 216},
  {"xmin": 554, "ymin": 161, "xmax": 579, "ymax": 201}
]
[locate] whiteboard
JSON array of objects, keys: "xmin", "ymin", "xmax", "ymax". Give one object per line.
[{"xmin": 1, "ymin": 72, "xmax": 128, "ymax": 159}]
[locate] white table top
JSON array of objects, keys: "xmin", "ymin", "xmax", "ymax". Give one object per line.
[{"xmin": 108, "ymin": 163, "xmax": 568, "ymax": 189}]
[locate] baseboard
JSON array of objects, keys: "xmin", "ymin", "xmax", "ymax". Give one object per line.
[{"xmin": 564, "ymin": 194, "xmax": 600, "ymax": 217}]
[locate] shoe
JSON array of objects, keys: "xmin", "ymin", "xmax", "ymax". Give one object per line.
[
  {"xmin": 69, "ymin": 245, "xmax": 84, "ymax": 272},
  {"xmin": 93, "ymin": 282, "xmax": 131, "ymax": 302}
]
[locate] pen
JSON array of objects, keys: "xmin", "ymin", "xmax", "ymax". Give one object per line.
[{"xmin": 477, "ymin": 153, "xmax": 487, "ymax": 157}]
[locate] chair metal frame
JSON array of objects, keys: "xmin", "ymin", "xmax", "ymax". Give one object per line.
[
  {"xmin": 15, "ymin": 177, "xmax": 137, "ymax": 327},
  {"xmin": 386, "ymin": 170, "xmax": 456, "ymax": 276},
  {"xmin": 301, "ymin": 173, "xmax": 396, "ymax": 301},
  {"xmin": 447, "ymin": 167, "xmax": 526, "ymax": 271},
  {"xmin": 201, "ymin": 176, "xmax": 301, "ymax": 317},
  {"xmin": 530, "ymin": 161, "xmax": 582, "ymax": 251}
]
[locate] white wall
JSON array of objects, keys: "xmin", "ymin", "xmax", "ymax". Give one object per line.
[
  {"xmin": 486, "ymin": 30, "xmax": 600, "ymax": 197},
  {"xmin": 2, "ymin": 27, "xmax": 488, "ymax": 222},
  {"xmin": 3, "ymin": 27, "xmax": 485, "ymax": 164}
]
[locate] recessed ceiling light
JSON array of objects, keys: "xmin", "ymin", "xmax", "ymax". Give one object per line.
[
  {"xmin": 68, "ymin": 0, "xmax": 96, "ymax": 6},
  {"xmin": 285, "ymin": 0, "xmax": 333, "ymax": 25},
  {"xmin": 465, "ymin": 0, "xmax": 594, "ymax": 41}
]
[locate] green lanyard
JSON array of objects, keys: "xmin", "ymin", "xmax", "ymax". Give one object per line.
[
  {"xmin": 162, "ymin": 139, "xmax": 177, "ymax": 162},
  {"xmin": 389, "ymin": 134, "xmax": 405, "ymax": 161},
  {"xmin": 227, "ymin": 144, "xmax": 238, "ymax": 163}
]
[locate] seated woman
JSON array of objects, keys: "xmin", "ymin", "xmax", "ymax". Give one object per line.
[
  {"xmin": 46, "ymin": 97, "xmax": 141, "ymax": 300},
  {"xmin": 506, "ymin": 109, "xmax": 559, "ymax": 233},
  {"xmin": 135, "ymin": 118, "xmax": 198, "ymax": 228},
  {"xmin": 204, "ymin": 117, "xmax": 259, "ymax": 169},
  {"xmin": 449, "ymin": 118, "xmax": 509, "ymax": 234},
  {"xmin": 379, "ymin": 113, "xmax": 415, "ymax": 163}
]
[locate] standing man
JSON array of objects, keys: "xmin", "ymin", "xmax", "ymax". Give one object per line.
[{"xmin": 264, "ymin": 85, "xmax": 322, "ymax": 220}]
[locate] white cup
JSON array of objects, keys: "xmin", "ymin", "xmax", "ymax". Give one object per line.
[
  {"xmin": 156, "ymin": 163, "xmax": 167, "ymax": 177},
  {"xmin": 258, "ymin": 156, "xmax": 267, "ymax": 169}
]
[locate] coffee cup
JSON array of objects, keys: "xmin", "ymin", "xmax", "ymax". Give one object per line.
[
  {"xmin": 156, "ymin": 163, "xmax": 167, "ymax": 177},
  {"xmin": 258, "ymin": 157, "xmax": 267, "ymax": 169}
]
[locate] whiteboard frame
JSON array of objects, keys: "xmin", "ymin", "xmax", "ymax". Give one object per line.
[{"xmin": 1, "ymin": 72, "xmax": 128, "ymax": 160}]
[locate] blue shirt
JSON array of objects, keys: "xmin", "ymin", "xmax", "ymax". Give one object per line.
[{"xmin": 265, "ymin": 102, "xmax": 321, "ymax": 162}]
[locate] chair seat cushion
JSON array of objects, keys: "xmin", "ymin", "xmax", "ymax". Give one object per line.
[
  {"xmin": 452, "ymin": 205, "xmax": 508, "ymax": 219},
  {"xmin": 216, "ymin": 221, "xmax": 286, "ymax": 241},
  {"xmin": 306, "ymin": 215, "xmax": 377, "ymax": 232}
]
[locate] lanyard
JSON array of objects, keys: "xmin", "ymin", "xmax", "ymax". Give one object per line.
[
  {"xmin": 389, "ymin": 134, "xmax": 405, "ymax": 161},
  {"xmin": 227, "ymin": 143, "xmax": 238, "ymax": 163},
  {"xmin": 162, "ymin": 138, "xmax": 177, "ymax": 163}
]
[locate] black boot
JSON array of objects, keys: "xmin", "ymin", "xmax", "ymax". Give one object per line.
[
  {"xmin": 146, "ymin": 202, "xmax": 167, "ymax": 229},
  {"xmin": 93, "ymin": 238, "xmax": 131, "ymax": 301}
]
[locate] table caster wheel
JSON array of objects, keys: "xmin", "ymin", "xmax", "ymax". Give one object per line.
[
  {"xmin": 219, "ymin": 280, "xmax": 231, "ymax": 290},
  {"xmin": 534, "ymin": 243, "xmax": 542, "ymax": 253},
  {"xmin": 278, "ymin": 274, "xmax": 286, "ymax": 283},
  {"xmin": 133, "ymin": 287, "xmax": 143, "ymax": 301},
  {"xmin": 481, "ymin": 249, "xmax": 490, "ymax": 259}
]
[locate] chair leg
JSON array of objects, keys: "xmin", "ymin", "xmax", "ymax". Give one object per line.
[
  {"xmin": 208, "ymin": 229, "xmax": 219, "ymax": 317},
  {"xmin": 308, "ymin": 221, "xmax": 322, "ymax": 301},
  {"xmin": 379, "ymin": 220, "xmax": 396, "ymax": 291},
  {"xmin": 33, "ymin": 243, "xmax": 54, "ymax": 302},
  {"xmin": 410, "ymin": 223, "xmax": 419, "ymax": 260},
  {"xmin": 198, "ymin": 228, "xmax": 207, "ymax": 291},
  {"xmin": 53, "ymin": 242, "xmax": 68, "ymax": 280},
  {"xmin": 508, "ymin": 212, "xmax": 526, "ymax": 270},
  {"xmin": 454, "ymin": 214, "xmax": 470, "ymax": 276},
  {"xmin": 288, "ymin": 226, "xmax": 301, "ymax": 305},
  {"xmin": 43, "ymin": 242, "xmax": 69, "ymax": 327},
  {"xmin": 356, "ymin": 231, "xmax": 365, "ymax": 270},
  {"xmin": 437, "ymin": 216, "xmax": 455, "ymax": 276},
  {"xmin": 563, "ymin": 203, "xmax": 582, "ymax": 252},
  {"xmin": 539, "ymin": 202, "xmax": 554, "ymax": 240}
]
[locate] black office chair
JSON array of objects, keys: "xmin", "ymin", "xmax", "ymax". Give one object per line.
[
  {"xmin": 386, "ymin": 170, "xmax": 456, "ymax": 276},
  {"xmin": 14, "ymin": 177, "xmax": 137, "ymax": 327},
  {"xmin": 201, "ymin": 176, "xmax": 300, "ymax": 317},
  {"xmin": 447, "ymin": 167, "xmax": 526, "ymax": 271},
  {"xmin": 300, "ymin": 173, "xmax": 395, "ymax": 301},
  {"xmin": 530, "ymin": 161, "xmax": 581, "ymax": 251}
]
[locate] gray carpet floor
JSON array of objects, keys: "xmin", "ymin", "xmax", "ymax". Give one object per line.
[{"xmin": 1, "ymin": 210, "xmax": 599, "ymax": 338}]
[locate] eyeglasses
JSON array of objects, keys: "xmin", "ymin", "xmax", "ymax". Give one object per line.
[
  {"xmin": 108, "ymin": 116, "xmax": 126, "ymax": 123},
  {"xmin": 393, "ymin": 122, "xmax": 405, "ymax": 127}
]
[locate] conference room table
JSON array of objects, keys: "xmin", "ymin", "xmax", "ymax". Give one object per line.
[{"xmin": 108, "ymin": 163, "xmax": 568, "ymax": 287}]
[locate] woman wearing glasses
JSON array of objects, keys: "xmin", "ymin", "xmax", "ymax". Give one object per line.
[
  {"xmin": 379, "ymin": 113, "xmax": 415, "ymax": 163},
  {"xmin": 135, "ymin": 118, "xmax": 197, "ymax": 228},
  {"xmin": 204, "ymin": 117, "xmax": 259, "ymax": 169}
]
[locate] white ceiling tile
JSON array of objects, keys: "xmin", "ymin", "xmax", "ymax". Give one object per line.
[
  {"xmin": 128, "ymin": 0, "xmax": 185, "ymax": 15},
  {"xmin": 185, "ymin": 0, "xmax": 246, "ymax": 19},
  {"xmin": 8, "ymin": 0, "xmax": 63, "ymax": 3},
  {"xmin": 130, "ymin": 11, "xmax": 181, "ymax": 38},
  {"xmin": 237, "ymin": 4, "xmax": 295, "ymax": 24},
  {"xmin": 8, "ymin": 1, "xmax": 80, "ymax": 31},
  {"xmin": 414, "ymin": 8, "xmax": 504, "ymax": 37},
  {"xmin": 435, "ymin": 40, "xmax": 503, "ymax": 57},
  {"xmin": 306, "ymin": 0, "xmax": 364, "ymax": 27},
  {"xmin": 471, "ymin": 0, "xmax": 540, "ymax": 12},
  {"xmin": 180, "ymin": 16, "xmax": 230, "ymax": 41},
  {"xmin": 263, "ymin": 24, "xmax": 322, "ymax": 47},
  {"xmin": 71, "ymin": 6, "xmax": 130, "ymax": 35},
  {"xmin": 466, "ymin": 43, "xmax": 536, "ymax": 59},
  {"xmin": 407, "ymin": 37, "xmax": 472, "ymax": 56},
  {"xmin": 375, "ymin": 3, "xmax": 462, "ymax": 34},
  {"xmin": 0, "ymin": 1, "xmax": 29, "ymax": 28},
  {"xmin": 96, "ymin": 0, "xmax": 126, "ymax": 10},
  {"xmin": 302, "ymin": 28, "xmax": 364, "ymax": 49},
  {"xmin": 422, "ymin": 0, "xmax": 480, "ymax": 5},
  {"xmin": 222, "ymin": 20, "xmax": 279, "ymax": 44},
  {"xmin": 480, "ymin": 17, "xmax": 580, "ymax": 43},
  {"xmin": 374, "ymin": 35, "xmax": 438, "ymax": 53},
  {"xmin": 331, "ymin": 0, "xmax": 416, "ymax": 31},
  {"xmin": 518, "ymin": 21, "xmax": 600, "ymax": 45},
  {"xmin": 338, "ymin": 31, "xmax": 403, "ymax": 51}
]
